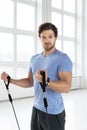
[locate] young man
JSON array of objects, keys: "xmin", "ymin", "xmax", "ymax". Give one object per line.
[{"xmin": 1, "ymin": 22, "xmax": 72, "ymax": 130}]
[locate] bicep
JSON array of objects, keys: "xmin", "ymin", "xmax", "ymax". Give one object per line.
[{"xmin": 58, "ymin": 71, "xmax": 72, "ymax": 85}]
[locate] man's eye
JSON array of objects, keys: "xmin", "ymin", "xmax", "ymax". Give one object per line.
[
  {"xmin": 42, "ymin": 37, "xmax": 46, "ymax": 39},
  {"xmin": 49, "ymin": 36, "xmax": 53, "ymax": 38}
]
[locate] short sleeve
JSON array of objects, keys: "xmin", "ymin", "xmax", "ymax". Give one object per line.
[
  {"xmin": 28, "ymin": 57, "xmax": 33, "ymax": 73},
  {"xmin": 58, "ymin": 54, "xmax": 73, "ymax": 72}
]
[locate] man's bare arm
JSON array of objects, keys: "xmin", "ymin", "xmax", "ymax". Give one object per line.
[
  {"xmin": 48, "ymin": 72, "xmax": 72, "ymax": 93},
  {"xmin": 1, "ymin": 72, "xmax": 33, "ymax": 88}
]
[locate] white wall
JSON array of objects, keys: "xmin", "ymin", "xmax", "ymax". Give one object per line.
[{"xmin": 83, "ymin": 0, "xmax": 87, "ymax": 88}]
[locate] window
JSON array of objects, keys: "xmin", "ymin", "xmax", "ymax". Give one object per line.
[
  {"xmin": 0, "ymin": 0, "xmax": 37, "ymax": 78},
  {"xmin": 52, "ymin": 12, "xmax": 62, "ymax": 35},
  {"xmin": 17, "ymin": 35, "xmax": 35, "ymax": 61},
  {"xmin": 0, "ymin": 0, "xmax": 37, "ymax": 99},
  {"xmin": 0, "ymin": 0, "xmax": 83, "ymax": 100},
  {"xmin": 50, "ymin": 0, "xmax": 83, "ymax": 89},
  {"xmin": 0, "ymin": 0, "xmax": 14, "ymax": 27},
  {"xmin": 63, "ymin": 15, "xmax": 75, "ymax": 37},
  {"xmin": 51, "ymin": 0, "xmax": 79, "ymax": 76},
  {"xmin": 64, "ymin": 0, "xmax": 75, "ymax": 13},
  {"xmin": 17, "ymin": 3, "xmax": 35, "ymax": 31},
  {"xmin": 0, "ymin": 33, "xmax": 14, "ymax": 61},
  {"xmin": 52, "ymin": 0, "xmax": 61, "ymax": 9}
]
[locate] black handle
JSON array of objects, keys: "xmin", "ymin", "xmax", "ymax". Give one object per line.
[{"xmin": 40, "ymin": 71, "xmax": 46, "ymax": 85}]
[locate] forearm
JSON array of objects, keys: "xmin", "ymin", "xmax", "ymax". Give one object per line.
[
  {"xmin": 48, "ymin": 80, "xmax": 71, "ymax": 93},
  {"xmin": 10, "ymin": 78, "xmax": 33, "ymax": 88}
]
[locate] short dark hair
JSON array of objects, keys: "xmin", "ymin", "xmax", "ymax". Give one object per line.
[{"xmin": 38, "ymin": 22, "xmax": 58, "ymax": 37}]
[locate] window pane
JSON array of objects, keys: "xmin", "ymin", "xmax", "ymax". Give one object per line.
[
  {"xmin": 52, "ymin": 12, "xmax": 62, "ymax": 36},
  {"xmin": 16, "ymin": 67, "xmax": 28, "ymax": 78},
  {"xmin": 0, "ymin": 33, "xmax": 14, "ymax": 61},
  {"xmin": 64, "ymin": 0, "xmax": 75, "ymax": 13},
  {"xmin": 52, "ymin": 0, "xmax": 61, "ymax": 9},
  {"xmin": 17, "ymin": 3, "xmax": 35, "ymax": 31},
  {"xmin": 0, "ymin": 0, "xmax": 14, "ymax": 27},
  {"xmin": 55, "ymin": 39, "xmax": 62, "ymax": 51},
  {"xmin": 0, "ymin": 67, "xmax": 14, "ymax": 77},
  {"xmin": 63, "ymin": 15, "xmax": 75, "ymax": 37},
  {"xmin": 37, "ymin": 39, "xmax": 43, "ymax": 53},
  {"xmin": 17, "ymin": 35, "xmax": 35, "ymax": 61},
  {"xmin": 63, "ymin": 41, "xmax": 75, "ymax": 62}
]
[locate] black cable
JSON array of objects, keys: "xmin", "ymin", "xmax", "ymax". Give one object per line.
[
  {"xmin": 40, "ymin": 71, "xmax": 48, "ymax": 112},
  {"xmin": 4, "ymin": 76, "xmax": 21, "ymax": 130},
  {"xmin": 43, "ymin": 97, "xmax": 48, "ymax": 112}
]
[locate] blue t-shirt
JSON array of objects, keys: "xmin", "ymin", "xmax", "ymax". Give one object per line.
[{"xmin": 29, "ymin": 49, "xmax": 73, "ymax": 114}]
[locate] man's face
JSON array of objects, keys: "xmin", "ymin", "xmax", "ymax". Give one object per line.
[{"xmin": 40, "ymin": 29, "xmax": 57, "ymax": 51}]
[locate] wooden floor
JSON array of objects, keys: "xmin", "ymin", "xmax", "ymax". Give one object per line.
[{"xmin": 0, "ymin": 89, "xmax": 87, "ymax": 130}]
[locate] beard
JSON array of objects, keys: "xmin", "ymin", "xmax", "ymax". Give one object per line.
[{"xmin": 44, "ymin": 43, "xmax": 55, "ymax": 51}]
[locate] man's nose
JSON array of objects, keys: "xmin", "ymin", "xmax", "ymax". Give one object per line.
[{"xmin": 45, "ymin": 38, "xmax": 50, "ymax": 42}]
